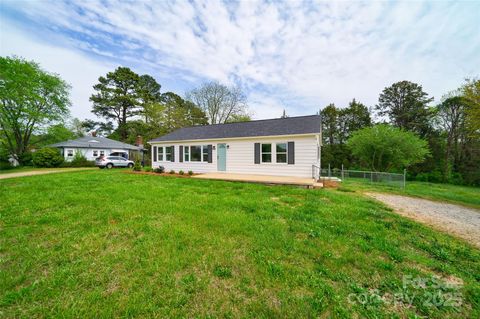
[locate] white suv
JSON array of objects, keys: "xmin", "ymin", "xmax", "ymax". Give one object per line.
[{"xmin": 96, "ymin": 156, "xmax": 134, "ymax": 169}]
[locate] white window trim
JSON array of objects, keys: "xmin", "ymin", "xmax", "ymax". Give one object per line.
[
  {"xmin": 261, "ymin": 143, "xmax": 272, "ymax": 164},
  {"xmin": 67, "ymin": 149, "xmax": 74, "ymax": 157},
  {"xmin": 156, "ymin": 146, "xmax": 173, "ymax": 162},
  {"xmin": 157, "ymin": 146, "xmax": 164, "ymax": 162},
  {"xmin": 260, "ymin": 142, "xmax": 288, "ymax": 164},
  {"xmin": 93, "ymin": 150, "xmax": 99, "ymax": 157},
  {"xmin": 183, "ymin": 145, "xmax": 209, "ymax": 163},
  {"xmin": 275, "ymin": 142, "xmax": 288, "ymax": 164}
]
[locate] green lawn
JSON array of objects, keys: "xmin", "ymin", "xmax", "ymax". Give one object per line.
[
  {"xmin": 340, "ymin": 179, "xmax": 480, "ymax": 210},
  {"xmin": 1, "ymin": 170, "xmax": 479, "ymax": 318}
]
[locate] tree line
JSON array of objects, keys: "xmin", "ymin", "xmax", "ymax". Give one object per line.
[
  {"xmin": 321, "ymin": 80, "xmax": 480, "ymax": 185},
  {"xmin": 0, "ymin": 56, "xmax": 249, "ymax": 166},
  {"xmin": 1, "ymin": 56, "xmax": 479, "ymax": 185}
]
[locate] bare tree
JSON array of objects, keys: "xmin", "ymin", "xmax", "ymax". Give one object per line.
[{"xmin": 186, "ymin": 82, "xmax": 248, "ymax": 124}]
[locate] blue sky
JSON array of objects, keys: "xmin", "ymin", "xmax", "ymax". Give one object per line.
[{"xmin": 1, "ymin": 0, "xmax": 479, "ymax": 121}]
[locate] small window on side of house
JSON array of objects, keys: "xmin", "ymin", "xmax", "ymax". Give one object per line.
[
  {"xmin": 261, "ymin": 144, "xmax": 272, "ymax": 163},
  {"xmin": 158, "ymin": 147, "xmax": 164, "ymax": 161},
  {"xmin": 202, "ymin": 145, "xmax": 209, "ymax": 162},
  {"xmin": 190, "ymin": 146, "xmax": 201, "ymax": 162},
  {"xmin": 276, "ymin": 143, "xmax": 287, "ymax": 163},
  {"xmin": 100, "ymin": 150, "xmax": 105, "ymax": 156},
  {"xmin": 165, "ymin": 146, "xmax": 172, "ymax": 161},
  {"xmin": 184, "ymin": 146, "xmax": 190, "ymax": 162},
  {"xmin": 93, "ymin": 150, "xmax": 98, "ymax": 157},
  {"xmin": 67, "ymin": 150, "xmax": 73, "ymax": 157}
]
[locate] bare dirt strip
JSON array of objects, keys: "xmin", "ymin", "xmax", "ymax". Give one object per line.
[{"xmin": 0, "ymin": 168, "xmax": 95, "ymax": 180}]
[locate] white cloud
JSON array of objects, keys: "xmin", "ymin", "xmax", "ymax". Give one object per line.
[
  {"xmin": 2, "ymin": 0, "xmax": 479, "ymax": 120},
  {"xmin": 0, "ymin": 18, "xmax": 114, "ymax": 120}
]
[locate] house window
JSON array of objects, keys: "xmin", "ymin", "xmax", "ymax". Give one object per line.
[
  {"xmin": 93, "ymin": 150, "xmax": 98, "ymax": 157},
  {"xmin": 67, "ymin": 150, "xmax": 73, "ymax": 157},
  {"xmin": 165, "ymin": 146, "xmax": 172, "ymax": 161},
  {"xmin": 190, "ymin": 146, "xmax": 201, "ymax": 162},
  {"xmin": 184, "ymin": 146, "xmax": 190, "ymax": 162},
  {"xmin": 100, "ymin": 150, "xmax": 105, "ymax": 156},
  {"xmin": 202, "ymin": 145, "xmax": 209, "ymax": 162},
  {"xmin": 276, "ymin": 143, "xmax": 287, "ymax": 163},
  {"xmin": 158, "ymin": 147, "xmax": 164, "ymax": 161},
  {"xmin": 261, "ymin": 144, "xmax": 272, "ymax": 163}
]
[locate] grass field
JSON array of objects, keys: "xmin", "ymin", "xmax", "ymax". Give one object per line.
[
  {"xmin": 340, "ymin": 179, "xmax": 480, "ymax": 209},
  {"xmin": 1, "ymin": 170, "xmax": 479, "ymax": 318}
]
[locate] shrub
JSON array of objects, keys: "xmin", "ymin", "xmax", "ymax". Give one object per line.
[
  {"xmin": 133, "ymin": 161, "xmax": 142, "ymax": 171},
  {"xmin": 32, "ymin": 147, "xmax": 64, "ymax": 168},
  {"xmin": 188, "ymin": 170, "xmax": 193, "ymax": 176},
  {"xmin": 179, "ymin": 170, "xmax": 184, "ymax": 175},
  {"xmin": 144, "ymin": 166, "xmax": 152, "ymax": 172},
  {"xmin": 19, "ymin": 152, "xmax": 33, "ymax": 166},
  {"xmin": 154, "ymin": 166, "xmax": 165, "ymax": 174},
  {"xmin": 67, "ymin": 152, "xmax": 94, "ymax": 167},
  {"xmin": 169, "ymin": 170, "xmax": 175, "ymax": 174}
]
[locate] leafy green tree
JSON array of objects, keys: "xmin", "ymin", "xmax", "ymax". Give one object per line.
[
  {"xmin": 226, "ymin": 114, "xmax": 252, "ymax": 123},
  {"xmin": 376, "ymin": 81, "xmax": 434, "ymax": 137},
  {"xmin": 321, "ymin": 103, "xmax": 338, "ymax": 145},
  {"xmin": 437, "ymin": 95, "xmax": 469, "ymax": 181},
  {"xmin": 138, "ymin": 74, "xmax": 162, "ymax": 123},
  {"xmin": 81, "ymin": 119, "xmax": 114, "ymax": 136},
  {"xmin": 32, "ymin": 123, "xmax": 77, "ymax": 147},
  {"xmin": 0, "ymin": 56, "xmax": 70, "ymax": 164},
  {"xmin": 347, "ymin": 124, "xmax": 429, "ymax": 172},
  {"xmin": 32, "ymin": 147, "xmax": 64, "ymax": 167},
  {"xmin": 461, "ymin": 78, "xmax": 480, "ymax": 133},
  {"xmin": 90, "ymin": 67, "xmax": 142, "ymax": 141}
]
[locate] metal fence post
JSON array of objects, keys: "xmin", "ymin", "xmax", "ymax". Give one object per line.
[
  {"xmin": 328, "ymin": 164, "xmax": 331, "ymax": 178},
  {"xmin": 403, "ymin": 169, "xmax": 406, "ymax": 189},
  {"xmin": 341, "ymin": 164, "xmax": 344, "ymax": 180}
]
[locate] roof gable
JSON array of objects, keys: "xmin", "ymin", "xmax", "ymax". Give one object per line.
[
  {"xmin": 149, "ymin": 115, "xmax": 321, "ymax": 143},
  {"xmin": 50, "ymin": 136, "xmax": 140, "ymax": 150}
]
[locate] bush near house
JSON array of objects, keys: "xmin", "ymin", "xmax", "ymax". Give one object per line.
[
  {"xmin": 61, "ymin": 152, "xmax": 95, "ymax": 168},
  {"xmin": 154, "ymin": 166, "xmax": 165, "ymax": 174},
  {"xmin": 32, "ymin": 147, "xmax": 64, "ymax": 167},
  {"xmin": 133, "ymin": 161, "xmax": 142, "ymax": 171}
]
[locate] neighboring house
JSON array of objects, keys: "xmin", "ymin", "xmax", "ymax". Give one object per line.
[
  {"xmin": 50, "ymin": 136, "xmax": 142, "ymax": 161},
  {"xmin": 149, "ymin": 115, "xmax": 321, "ymax": 178}
]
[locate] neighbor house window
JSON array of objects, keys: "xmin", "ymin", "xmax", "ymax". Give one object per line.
[
  {"xmin": 202, "ymin": 145, "xmax": 209, "ymax": 162},
  {"xmin": 190, "ymin": 145, "xmax": 201, "ymax": 162},
  {"xmin": 261, "ymin": 144, "xmax": 272, "ymax": 163},
  {"xmin": 165, "ymin": 146, "xmax": 172, "ymax": 161},
  {"xmin": 276, "ymin": 143, "xmax": 287, "ymax": 163},
  {"xmin": 100, "ymin": 150, "xmax": 105, "ymax": 156},
  {"xmin": 184, "ymin": 146, "xmax": 190, "ymax": 162},
  {"xmin": 67, "ymin": 150, "xmax": 73, "ymax": 157},
  {"xmin": 93, "ymin": 150, "xmax": 98, "ymax": 157},
  {"xmin": 158, "ymin": 147, "xmax": 164, "ymax": 161}
]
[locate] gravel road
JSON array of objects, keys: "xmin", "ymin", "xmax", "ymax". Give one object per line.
[{"xmin": 366, "ymin": 192, "xmax": 480, "ymax": 248}]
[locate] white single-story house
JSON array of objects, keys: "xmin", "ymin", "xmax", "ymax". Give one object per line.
[
  {"xmin": 50, "ymin": 136, "xmax": 142, "ymax": 161},
  {"xmin": 149, "ymin": 115, "xmax": 321, "ymax": 178}
]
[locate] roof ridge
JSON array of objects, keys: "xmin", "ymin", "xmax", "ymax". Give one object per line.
[{"xmin": 179, "ymin": 114, "xmax": 319, "ymax": 130}]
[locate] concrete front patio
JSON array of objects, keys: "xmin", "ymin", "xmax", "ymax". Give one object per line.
[{"xmin": 193, "ymin": 173, "xmax": 323, "ymax": 188}]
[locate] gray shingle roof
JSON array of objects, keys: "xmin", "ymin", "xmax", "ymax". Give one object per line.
[
  {"xmin": 149, "ymin": 115, "xmax": 321, "ymax": 143},
  {"xmin": 50, "ymin": 136, "xmax": 141, "ymax": 150}
]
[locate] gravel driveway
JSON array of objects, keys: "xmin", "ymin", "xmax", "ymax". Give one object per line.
[{"xmin": 366, "ymin": 192, "xmax": 480, "ymax": 248}]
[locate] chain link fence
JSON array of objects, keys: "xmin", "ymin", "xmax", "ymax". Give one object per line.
[{"xmin": 314, "ymin": 165, "xmax": 406, "ymax": 188}]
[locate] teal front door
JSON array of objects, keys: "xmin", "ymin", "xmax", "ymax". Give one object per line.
[{"xmin": 217, "ymin": 143, "xmax": 226, "ymax": 171}]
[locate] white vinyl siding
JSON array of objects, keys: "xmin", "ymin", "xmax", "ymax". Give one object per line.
[{"xmin": 151, "ymin": 135, "xmax": 319, "ymax": 177}]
